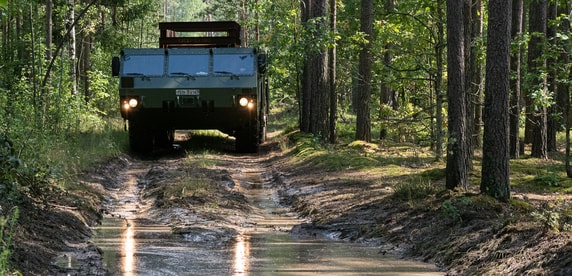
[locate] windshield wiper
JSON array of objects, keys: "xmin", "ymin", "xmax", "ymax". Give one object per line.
[
  {"xmin": 170, "ymin": 72, "xmax": 196, "ymax": 80},
  {"xmin": 124, "ymin": 73, "xmax": 150, "ymax": 80},
  {"xmin": 215, "ymin": 71, "xmax": 240, "ymax": 80}
]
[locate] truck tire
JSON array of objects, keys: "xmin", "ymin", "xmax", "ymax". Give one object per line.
[
  {"xmin": 235, "ymin": 127, "xmax": 258, "ymax": 153},
  {"xmin": 129, "ymin": 121, "xmax": 153, "ymax": 153},
  {"xmin": 154, "ymin": 129, "xmax": 174, "ymax": 148}
]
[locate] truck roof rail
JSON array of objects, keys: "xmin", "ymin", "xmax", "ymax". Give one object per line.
[{"xmin": 159, "ymin": 21, "xmax": 241, "ymax": 48}]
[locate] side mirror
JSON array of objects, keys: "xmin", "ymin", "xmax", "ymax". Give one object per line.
[{"xmin": 111, "ymin": 56, "xmax": 120, "ymax": 77}]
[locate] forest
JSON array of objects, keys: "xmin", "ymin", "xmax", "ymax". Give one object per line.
[{"xmin": 1, "ymin": 0, "xmax": 572, "ymax": 273}]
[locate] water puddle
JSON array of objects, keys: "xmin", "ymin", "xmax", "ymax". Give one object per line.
[
  {"xmin": 231, "ymin": 167, "xmax": 442, "ymax": 275},
  {"xmin": 89, "ymin": 159, "xmax": 443, "ymax": 275}
]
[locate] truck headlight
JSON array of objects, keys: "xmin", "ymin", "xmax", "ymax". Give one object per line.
[
  {"xmin": 128, "ymin": 98, "xmax": 138, "ymax": 108},
  {"xmin": 239, "ymin": 97, "xmax": 249, "ymax": 107}
]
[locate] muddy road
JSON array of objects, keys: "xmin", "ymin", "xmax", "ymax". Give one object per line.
[{"xmin": 50, "ymin": 134, "xmax": 441, "ymax": 275}]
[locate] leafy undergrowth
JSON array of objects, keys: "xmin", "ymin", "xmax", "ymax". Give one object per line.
[{"xmin": 275, "ymin": 132, "xmax": 572, "ymax": 274}]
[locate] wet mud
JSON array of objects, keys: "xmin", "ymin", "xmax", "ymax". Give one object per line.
[{"xmin": 48, "ymin": 134, "xmax": 441, "ymax": 275}]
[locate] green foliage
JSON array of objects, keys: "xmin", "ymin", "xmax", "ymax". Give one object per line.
[
  {"xmin": 534, "ymin": 171, "xmax": 561, "ymax": 187},
  {"xmin": 418, "ymin": 168, "xmax": 446, "ymax": 181},
  {"xmin": 441, "ymin": 200, "xmax": 462, "ymax": 223},
  {"xmin": 526, "ymin": 197, "xmax": 572, "ymax": 233},
  {"xmin": 531, "ymin": 210, "xmax": 561, "ymax": 232},
  {"xmin": 0, "ymin": 207, "xmax": 18, "ymax": 275},
  {"xmin": 509, "ymin": 199, "xmax": 533, "ymax": 212},
  {"xmin": 392, "ymin": 176, "xmax": 439, "ymax": 201},
  {"xmin": 0, "ymin": 138, "xmax": 21, "ymax": 204}
]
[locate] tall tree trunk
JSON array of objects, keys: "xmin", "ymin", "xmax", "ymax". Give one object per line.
[
  {"xmin": 510, "ymin": 0, "xmax": 524, "ymax": 159},
  {"xmin": 300, "ymin": 0, "xmax": 311, "ymax": 132},
  {"xmin": 481, "ymin": 0, "xmax": 511, "ymax": 202},
  {"xmin": 328, "ymin": 0, "xmax": 337, "ymax": 144},
  {"xmin": 45, "ymin": 0, "xmax": 53, "ymax": 61},
  {"xmin": 81, "ymin": 34, "xmax": 92, "ymax": 102},
  {"xmin": 69, "ymin": 0, "xmax": 78, "ymax": 96},
  {"xmin": 463, "ymin": 0, "xmax": 474, "ymax": 170},
  {"xmin": 446, "ymin": 0, "xmax": 468, "ymax": 189},
  {"xmin": 546, "ymin": 1, "xmax": 557, "ymax": 152},
  {"xmin": 528, "ymin": 0, "xmax": 547, "ymax": 159},
  {"xmin": 379, "ymin": 0, "xmax": 396, "ymax": 140},
  {"xmin": 470, "ymin": 0, "xmax": 483, "ymax": 151},
  {"xmin": 300, "ymin": 0, "xmax": 330, "ymax": 139},
  {"xmin": 355, "ymin": 0, "xmax": 373, "ymax": 142},
  {"xmin": 558, "ymin": 3, "xmax": 572, "ymax": 176},
  {"xmin": 434, "ymin": 0, "xmax": 445, "ymax": 161}
]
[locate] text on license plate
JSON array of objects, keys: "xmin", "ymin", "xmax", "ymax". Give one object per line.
[{"xmin": 176, "ymin": 89, "xmax": 200, "ymax": 96}]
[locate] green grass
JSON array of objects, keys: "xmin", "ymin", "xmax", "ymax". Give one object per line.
[{"xmin": 510, "ymin": 158, "xmax": 572, "ymax": 194}]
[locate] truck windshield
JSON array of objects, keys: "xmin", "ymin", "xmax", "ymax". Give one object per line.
[
  {"xmin": 168, "ymin": 54, "xmax": 210, "ymax": 76},
  {"xmin": 213, "ymin": 54, "xmax": 254, "ymax": 76},
  {"xmin": 122, "ymin": 55, "xmax": 164, "ymax": 76}
]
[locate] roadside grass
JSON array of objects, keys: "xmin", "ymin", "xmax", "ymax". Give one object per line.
[
  {"xmin": 282, "ymin": 118, "xmax": 572, "ymax": 232},
  {"xmin": 49, "ymin": 118, "xmax": 128, "ymax": 189},
  {"xmin": 184, "ymin": 149, "xmax": 220, "ymax": 168},
  {"xmin": 1, "ymin": 117, "xmax": 127, "ymax": 198},
  {"xmin": 267, "ymin": 104, "xmax": 299, "ymax": 135},
  {"xmin": 177, "ymin": 129, "xmax": 233, "ymax": 154},
  {"xmin": 510, "ymin": 156, "xmax": 572, "ymax": 194},
  {"xmin": 165, "ymin": 174, "xmax": 215, "ymax": 200}
]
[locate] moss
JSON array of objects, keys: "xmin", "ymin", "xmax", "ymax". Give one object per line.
[{"xmin": 510, "ymin": 198, "xmax": 534, "ymax": 212}]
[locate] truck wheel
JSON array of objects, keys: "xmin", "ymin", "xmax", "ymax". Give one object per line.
[
  {"xmin": 129, "ymin": 121, "xmax": 153, "ymax": 153},
  {"xmin": 154, "ymin": 129, "xmax": 174, "ymax": 148},
  {"xmin": 235, "ymin": 127, "xmax": 258, "ymax": 153}
]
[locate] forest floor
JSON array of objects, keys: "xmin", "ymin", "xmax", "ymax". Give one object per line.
[{"xmin": 8, "ymin": 132, "xmax": 572, "ymax": 275}]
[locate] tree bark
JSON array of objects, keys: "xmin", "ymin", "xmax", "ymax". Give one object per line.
[
  {"xmin": 434, "ymin": 0, "xmax": 445, "ymax": 161},
  {"xmin": 509, "ymin": 0, "xmax": 524, "ymax": 159},
  {"xmin": 546, "ymin": 1, "xmax": 557, "ymax": 152},
  {"xmin": 528, "ymin": 0, "xmax": 547, "ymax": 159},
  {"xmin": 355, "ymin": 0, "xmax": 373, "ymax": 142},
  {"xmin": 69, "ymin": 0, "xmax": 78, "ymax": 96},
  {"xmin": 300, "ymin": 0, "xmax": 330, "ymax": 139},
  {"xmin": 558, "ymin": 3, "xmax": 572, "ymax": 176},
  {"xmin": 463, "ymin": 0, "xmax": 474, "ymax": 170},
  {"xmin": 446, "ymin": 0, "xmax": 468, "ymax": 189},
  {"xmin": 46, "ymin": 0, "xmax": 53, "ymax": 61},
  {"xmin": 379, "ymin": 0, "xmax": 396, "ymax": 140},
  {"xmin": 481, "ymin": 0, "xmax": 511, "ymax": 202},
  {"xmin": 328, "ymin": 0, "xmax": 337, "ymax": 144},
  {"xmin": 469, "ymin": 0, "xmax": 483, "ymax": 152}
]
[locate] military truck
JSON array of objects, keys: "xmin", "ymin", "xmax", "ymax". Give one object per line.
[{"xmin": 111, "ymin": 21, "xmax": 268, "ymax": 153}]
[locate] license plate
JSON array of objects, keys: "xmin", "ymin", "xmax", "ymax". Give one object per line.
[{"xmin": 176, "ymin": 89, "xmax": 200, "ymax": 96}]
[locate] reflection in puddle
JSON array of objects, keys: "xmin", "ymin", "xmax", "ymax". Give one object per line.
[
  {"xmin": 123, "ymin": 219, "xmax": 135, "ymax": 276},
  {"xmin": 242, "ymin": 233, "xmax": 442, "ymax": 275},
  {"xmin": 91, "ymin": 162, "xmax": 443, "ymax": 275},
  {"xmin": 233, "ymin": 235, "xmax": 250, "ymax": 275}
]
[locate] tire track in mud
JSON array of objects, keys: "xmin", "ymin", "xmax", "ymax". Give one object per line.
[
  {"xmin": 56, "ymin": 148, "xmax": 441, "ymax": 275},
  {"xmin": 89, "ymin": 152, "xmax": 304, "ymax": 275}
]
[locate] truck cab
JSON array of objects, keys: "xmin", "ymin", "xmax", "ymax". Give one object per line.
[{"xmin": 112, "ymin": 21, "xmax": 268, "ymax": 153}]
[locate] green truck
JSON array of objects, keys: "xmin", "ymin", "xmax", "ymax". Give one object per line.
[{"xmin": 112, "ymin": 21, "xmax": 268, "ymax": 153}]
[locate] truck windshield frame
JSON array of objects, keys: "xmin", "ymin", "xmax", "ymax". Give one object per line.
[
  {"xmin": 122, "ymin": 54, "xmax": 164, "ymax": 76},
  {"xmin": 213, "ymin": 54, "xmax": 255, "ymax": 76},
  {"xmin": 168, "ymin": 54, "xmax": 210, "ymax": 76}
]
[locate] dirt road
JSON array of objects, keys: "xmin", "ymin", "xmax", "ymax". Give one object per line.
[{"xmin": 49, "ymin": 138, "xmax": 441, "ymax": 275}]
